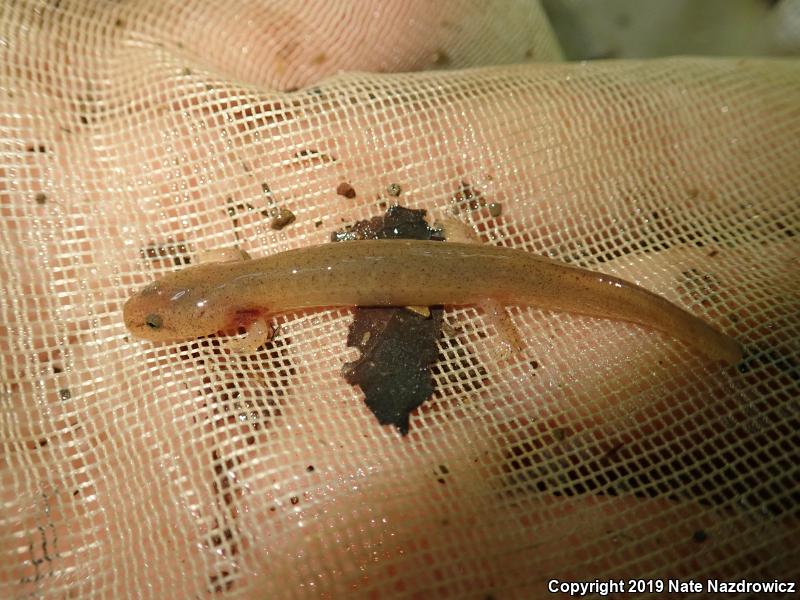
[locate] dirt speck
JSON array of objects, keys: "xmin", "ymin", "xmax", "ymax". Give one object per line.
[
  {"xmin": 270, "ymin": 207, "xmax": 296, "ymax": 230},
  {"xmin": 432, "ymin": 49, "xmax": 451, "ymax": 68},
  {"xmin": 337, "ymin": 182, "xmax": 356, "ymax": 199},
  {"xmin": 692, "ymin": 530, "xmax": 708, "ymax": 543}
]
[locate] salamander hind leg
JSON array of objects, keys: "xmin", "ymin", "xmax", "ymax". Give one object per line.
[
  {"xmin": 434, "ymin": 216, "xmax": 526, "ymax": 360},
  {"xmin": 482, "ymin": 299, "xmax": 525, "ymax": 361}
]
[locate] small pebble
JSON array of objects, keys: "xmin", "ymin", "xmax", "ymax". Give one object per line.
[
  {"xmin": 35, "ymin": 192, "xmax": 47, "ymax": 205},
  {"xmin": 387, "ymin": 183, "xmax": 402, "ymax": 197},
  {"xmin": 270, "ymin": 207, "xmax": 296, "ymax": 230},
  {"xmin": 488, "ymin": 202, "xmax": 502, "ymax": 217}
]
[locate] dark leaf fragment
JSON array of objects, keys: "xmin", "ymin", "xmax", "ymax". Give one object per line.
[
  {"xmin": 342, "ymin": 308, "xmax": 443, "ymax": 435},
  {"xmin": 334, "ymin": 205, "xmax": 444, "ymax": 434}
]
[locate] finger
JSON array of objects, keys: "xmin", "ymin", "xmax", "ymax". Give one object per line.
[{"xmin": 108, "ymin": 0, "xmax": 561, "ymax": 91}]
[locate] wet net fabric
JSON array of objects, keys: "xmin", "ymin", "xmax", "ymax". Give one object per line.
[{"xmin": 1, "ymin": 1, "xmax": 799, "ymax": 598}]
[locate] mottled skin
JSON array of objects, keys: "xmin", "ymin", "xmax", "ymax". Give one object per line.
[{"xmin": 123, "ymin": 239, "xmax": 743, "ymax": 364}]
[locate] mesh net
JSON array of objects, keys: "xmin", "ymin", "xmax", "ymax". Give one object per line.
[{"xmin": 2, "ymin": 1, "xmax": 799, "ymax": 598}]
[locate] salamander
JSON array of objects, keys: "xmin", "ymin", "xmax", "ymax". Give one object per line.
[{"xmin": 122, "ymin": 239, "xmax": 742, "ymax": 364}]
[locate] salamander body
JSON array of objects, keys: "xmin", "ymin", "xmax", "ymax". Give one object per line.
[{"xmin": 123, "ymin": 240, "xmax": 742, "ymax": 364}]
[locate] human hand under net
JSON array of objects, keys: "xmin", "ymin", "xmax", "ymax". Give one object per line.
[{"xmin": 2, "ymin": 1, "xmax": 798, "ymax": 598}]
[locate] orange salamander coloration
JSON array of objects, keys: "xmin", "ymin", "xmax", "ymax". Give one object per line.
[{"xmin": 123, "ymin": 239, "xmax": 743, "ymax": 364}]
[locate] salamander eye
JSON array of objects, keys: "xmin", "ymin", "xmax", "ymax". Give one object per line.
[{"xmin": 145, "ymin": 314, "xmax": 163, "ymax": 329}]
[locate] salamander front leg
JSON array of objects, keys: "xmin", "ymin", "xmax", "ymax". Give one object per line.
[
  {"xmin": 197, "ymin": 247, "xmax": 252, "ymax": 264},
  {"xmin": 226, "ymin": 318, "xmax": 273, "ymax": 354}
]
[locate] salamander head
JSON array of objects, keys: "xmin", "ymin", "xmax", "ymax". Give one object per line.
[{"xmin": 123, "ymin": 276, "xmax": 222, "ymax": 342}]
